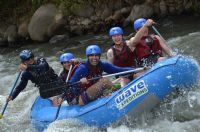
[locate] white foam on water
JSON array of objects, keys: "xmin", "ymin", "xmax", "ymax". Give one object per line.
[{"xmin": 45, "ymin": 119, "xmax": 99, "ymax": 132}]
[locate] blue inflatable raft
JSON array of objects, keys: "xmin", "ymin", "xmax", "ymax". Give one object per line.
[{"xmin": 31, "ymin": 56, "xmax": 200, "ymax": 131}]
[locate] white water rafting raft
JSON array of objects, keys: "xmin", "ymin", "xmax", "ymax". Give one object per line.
[{"xmin": 31, "ymin": 55, "xmax": 200, "ymax": 131}]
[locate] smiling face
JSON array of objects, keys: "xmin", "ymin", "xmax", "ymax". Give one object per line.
[
  {"xmin": 62, "ymin": 61, "xmax": 72, "ymax": 70},
  {"xmin": 111, "ymin": 34, "xmax": 123, "ymax": 45},
  {"xmin": 88, "ymin": 54, "xmax": 100, "ymax": 66}
]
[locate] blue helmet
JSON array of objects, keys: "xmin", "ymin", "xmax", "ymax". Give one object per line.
[
  {"xmin": 19, "ymin": 50, "xmax": 34, "ymax": 61},
  {"xmin": 60, "ymin": 53, "xmax": 74, "ymax": 63},
  {"xmin": 86, "ymin": 45, "xmax": 101, "ymax": 56},
  {"xmin": 134, "ymin": 18, "xmax": 147, "ymax": 31},
  {"xmin": 109, "ymin": 27, "xmax": 123, "ymax": 37}
]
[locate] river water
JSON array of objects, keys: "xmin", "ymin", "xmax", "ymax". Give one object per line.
[{"xmin": 0, "ymin": 16, "xmax": 200, "ymax": 132}]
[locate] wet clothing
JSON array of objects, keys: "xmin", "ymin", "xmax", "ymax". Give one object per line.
[
  {"xmin": 135, "ymin": 35, "xmax": 162, "ymax": 66},
  {"xmin": 59, "ymin": 63, "xmax": 81, "ymax": 82},
  {"xmin": 111, "ymin": 42, "xmax": 135, "ymax": 67},
  {"xmin": 68, "ymin": 60, "xmax": 133, "ymax": 104},
  {"xmin": 59, "ymin": 69, "xmax": 69, "ymax": 82},
  {"xmin": 59, "ymin": 63, "xmax": 81, "ymax": 104},
  {"xmin": 78, "ymin": 62, "xmax": 103, "ymax": 91},
  {"xmin": 11, "ymin": 57, "xmax": 63, "ymax": 100}
]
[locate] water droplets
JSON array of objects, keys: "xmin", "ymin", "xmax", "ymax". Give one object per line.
[{"xmin": 166, "ymin": 75, "xmax": 172, "ymax": 79}]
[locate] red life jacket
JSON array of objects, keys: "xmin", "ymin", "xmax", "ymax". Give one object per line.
[
  {"xmin": 59, "ymin": 63, "xmax": 82, "ymax": 81},
  {"xmin": 69, "ymin": 63, "xmax": 82, "ymax": 79},
  {"xmin": 79, "ymin": 63, "xmax": 103, "ymax": 91},
  {"xmin": 135, "ymin": 35, "xmax": 162, "ymax": 61},
  {"xmin": 112, "ymin": 43, "xmax": 135, "ymax": 67},
  {"xmin": 62, "ymin": 63, "xmax": 82, "ymax": 100}
]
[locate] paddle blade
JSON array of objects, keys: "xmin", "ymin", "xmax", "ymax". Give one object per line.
[{"xmin": 0, "ymin": 114, "xmax": 3, "ymax": 119}]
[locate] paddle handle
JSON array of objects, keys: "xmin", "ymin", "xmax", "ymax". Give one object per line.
[
  {"xmin": 101, "ymin": 67, "xmax": 144, "ymax": 78},
  {"xmin": 54, "ymin": 93, "xmax": 66, "ymax": 120},
  {"xmin": 152, "ymin": 25, "xmax": 166, "ymax": 42},
  {"xmin": 66, "ymin": 65, "xmax": 73, "ymax": 83},
  {"xmin": 152, "ymin": 25, "xmax": 176, "ymax": 57},
  {"xmin": 0, "ymin": 71, "xmax": 22, "ymax": 119},
  {"xmin": 72, "ymin": 67, "xmax": 145, "ymax": 86},
  {"xmin": 54, "ymin": 65, "xmax": 73, "ymax": 120}
]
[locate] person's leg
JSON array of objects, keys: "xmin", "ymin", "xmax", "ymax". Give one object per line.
[
  {"xmin": 157, "ymin": 57, "xmax": 166, "ymax": 62},
  {"xmin": 79, "ymin": 78, "xmax": 113, "ymax": 105},
  {"xmin": 112, "ymin": 77, "xmax": 130, "ymax": 87},
  {"xmin": 133, "ymin": 70, "xmax": 145, "ymax": 79},
  {"xmin": 51, "ymin": 96, "xmax": 63, "ymax": 106},
  {"xmin": 86, "ymin": 78, "xmax": 113, "ymax": 99},
  {"xmin": 104, "ymin": 77, "xmax": 130, "ymax": 97}
]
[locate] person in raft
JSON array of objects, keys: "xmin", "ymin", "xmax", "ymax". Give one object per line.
[
  {"xmin": 52, "ymin": 52, "xmax": 81, "ymax": 106},
  {"xmin": 67, "ymin": 44, "xmax": 136, "ymax": 105},
  {"xmin": 133, "ymin": 18, "xmax": 176, "ymax": 67},
  {"xmin": 106, "ymin": 19, "xmax": 155, "ymax": 79},
  {"xmin": 7, "ymin": 50, "xmax": 65, "ymax": 102}
]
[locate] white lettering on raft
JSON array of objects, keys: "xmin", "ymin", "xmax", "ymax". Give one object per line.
[{"xmin": 115, "ymin": 80, "xmax": 148, "ymax": 110}]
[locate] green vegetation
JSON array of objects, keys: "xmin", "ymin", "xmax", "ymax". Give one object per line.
[{"xmin": 0, "ymin": 0, "xmax": 94, "ymax": 23}]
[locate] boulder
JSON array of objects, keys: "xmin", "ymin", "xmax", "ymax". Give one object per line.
[
  {"xmin": 71, "ymin": 3, "xmax": 94, "ymax": 18},
  {"xmin": 70, "ymin": 25, "xmax": 83, "ymax": 35},
  {"xmin": 125, "ymin": 4, "xmax": 154, "ymax": 23},
  {"xmin": 28, "ymin": 4, "xmax": 57, "ymax": 42},
  {"xmin": 4, "ymin": 25, "xmax": 18, "ymax": 46},
  {"xmin": 184, "ymin": 0, "xmax": 193, "ymax": 10},
  {"xmin": 160, "ymin": 0, "xmax": 168, "ymax": 16},
  {"xmin": 100, "ymin": 5, "xmax": 113, "ymax": 20},
  {"xmin": 81, "ymin": 18, "xmax": 92, "ymax": 26},
  {"xmin": 47, "ymin": 13, "xmax": 67, "ymax": 36},
  {"xmin": 152, "ymin": 1, "xmax": 160, "ymax": 15},
  {"xmin": 18, "ymin": 20, "xmax": 29, "ymax": 38},
  {"xmin": 49, "ymin": 34, "xmax": 69, "ymax": 44},
  {"xmin": 112, "ymin": 7, "xmax": 131, "ymax": 22}
]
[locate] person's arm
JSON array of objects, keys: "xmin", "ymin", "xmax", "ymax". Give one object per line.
[
  {"xmin": 106, "ymin": 48, "xmax": 114, "ymax": 64},
  {"xmin": 27, "ymin": 57, "xmax": 49, "ymax": 71},
  {"xmin": 69, "ymin": 64, "xmax": 87, "ymax": 96},
  {"xmin": 70, "ymin": 58, "xmax": 84, "ymax": 65},
  {"xmin": 9, "ymin": 72, "xmax": 29, "ymax": 100},
  {"xmin": 101, "ymin": 61, "xmax": 133, "ymax": 74},
  {"xmin": 155, "ymin": 35, "xmax": 176, "ymax": 56},
  {"xmin": 127, "ymin": 19, "xmax": 155, "ymax": 50},
  {"xmin": 69, "ymin": 64, "xmax": 87, "ymax": 84}
]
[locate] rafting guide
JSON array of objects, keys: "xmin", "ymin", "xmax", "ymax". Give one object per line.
[
  {"xmin": 115, "ymin": 80, "xmax": 148, "ymax": 110},
  {"xmin": 6, "ymin": 50, "xmax": 67, "ymax": 102}
]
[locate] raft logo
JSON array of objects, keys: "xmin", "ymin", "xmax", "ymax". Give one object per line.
[{"xmin": 115, "ymin": 80, "xmax": 148, "ymax": 110}]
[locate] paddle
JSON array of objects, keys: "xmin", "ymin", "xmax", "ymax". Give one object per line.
[
  {"xmin": 0, "ymin": 71, "xmax": 22, "ymax": 119},
  {"xmin": 53, "ymin": 67, "xmax": 145, "ymax": 120},
  {"xmin": 152, "ymin": 25, "xmax": 176, "ymax": 57},
  {"xmin": 70, "ymin": 67, "xmax": 145, "ymax": 86},
  {"xmin": 54, "ymin": 65, "xmax": 73, "ymax": 120},
  {"xmin": 152, "ymin": 25, "xmax": 167, "ymax": 43}
]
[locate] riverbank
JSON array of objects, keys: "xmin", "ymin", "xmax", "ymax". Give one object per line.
[{"xmin": 0, "ymin": 0, "xmax": 200, "ymax": 48}]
